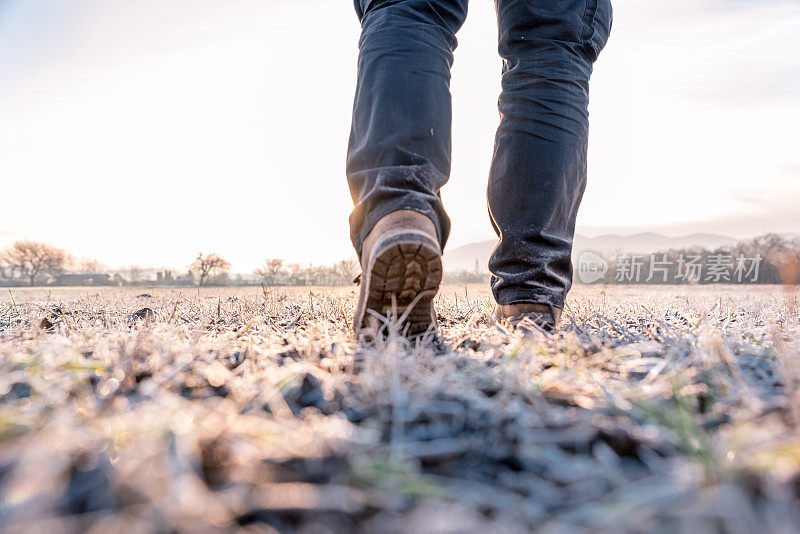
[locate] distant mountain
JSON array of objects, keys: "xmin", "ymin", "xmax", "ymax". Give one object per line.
[
  {"xmin": 573, "ymin": 232, "xmax": 739, "ymax": 255},
  {"xmin": 442, "ymin": 232, "xmax": 739, "ymax": 271},
  {"xmin": 442, "ymin": 241, "xmax": 497, "ymax": 272}
]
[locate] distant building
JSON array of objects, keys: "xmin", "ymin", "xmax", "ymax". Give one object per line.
[
  {"xmin": 0, "ymin": 279, "xmax": 28, "ymax": 287},
  {"xmin": 55, "ymin": 273, "xmax": 116, "ymax": 286}
]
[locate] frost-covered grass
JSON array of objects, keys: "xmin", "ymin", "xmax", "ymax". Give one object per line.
[{"xmin": 1, "ymin": 284, "xmax": 799, "ymax": 533}]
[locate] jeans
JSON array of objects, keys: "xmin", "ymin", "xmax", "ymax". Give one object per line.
[{"xmin": 346, "ymin": 0, "xmax": 612, "ymax": 310}]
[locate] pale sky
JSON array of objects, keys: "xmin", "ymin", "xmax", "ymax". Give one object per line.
[{"xmin": 1, "ymin": 0, "xmax": 798, "ymax": 271}]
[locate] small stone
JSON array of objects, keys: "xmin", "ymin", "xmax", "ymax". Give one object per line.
[{"xmin": 131, "ymin": 308, "xmax": 156, "ymax": 321}]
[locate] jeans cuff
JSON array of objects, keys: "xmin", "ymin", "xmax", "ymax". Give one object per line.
[
  {"xmin": 492, "ymin": 287, "xmax": 566, "ymax": 311},
  {"xmin": 350, "ymin": 199, "xmax": 446, "ymax": 261}
]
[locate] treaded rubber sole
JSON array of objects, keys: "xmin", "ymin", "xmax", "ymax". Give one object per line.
[{"xmin": 355, "ymin": 232, "xmax": 442, "ymax": 338}]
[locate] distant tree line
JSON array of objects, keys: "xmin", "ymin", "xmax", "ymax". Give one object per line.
[
  {"xmin": 576, "ymin": 233, "xmax": 800, "ymax": 285},
  {"xmin": 183, "ymin": 256, "xmax": 360, "ymax": 287},
  {"xmin": 252, "ymin": 258, "xmax": 359, "ymax": 286},
  {"xmin": 0, "ymin": 242, "xmax": 362, "ymax": 287},
  {"xmin": 2, "ymin": 234, "xmax": 797, "ymax": 287}
]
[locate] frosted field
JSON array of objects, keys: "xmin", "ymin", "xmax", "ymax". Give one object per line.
[{"xmin": 1, "ymin": 284, "xmax": 799, "ymax": 533}]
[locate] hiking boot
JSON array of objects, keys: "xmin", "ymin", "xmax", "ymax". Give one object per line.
[
  {"xmin": 354, "ymin": 210, "xmax": 443, "ymax": 338},
  {"xmin": 494, "ymin": 302, "xmax": 562, "ymax": 332}
]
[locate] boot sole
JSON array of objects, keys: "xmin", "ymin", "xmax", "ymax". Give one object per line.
[{"xmin": 355, "ymin": 230, "xmax": 442, "ymax": 338}]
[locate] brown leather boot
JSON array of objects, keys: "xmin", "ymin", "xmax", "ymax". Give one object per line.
[
  {"xmin": 354, "ymin": 210, "xmax": 443, "ymax": 338},
  {"xmin": 494, "ymin": 302, "xmax": 562, "ymax": 332}
]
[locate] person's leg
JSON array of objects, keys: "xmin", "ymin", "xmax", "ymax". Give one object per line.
[
  {"xmin": 489, "ymin": 0, "xmax": 612, "ymax": 313},
  {"xmin": 347, "ymin": 0, "xmax": 469, "ymax": 260},
  {"xmin": 348, "ymin": 0, "xmax": 469, "ymax": 337}
]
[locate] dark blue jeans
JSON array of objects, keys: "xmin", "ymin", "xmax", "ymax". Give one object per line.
[{"xmin": 347, "ymin": 0, "xmax": 612, "ymax": 310}]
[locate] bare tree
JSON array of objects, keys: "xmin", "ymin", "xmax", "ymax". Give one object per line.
[
  {"xmin": 78, "ymin": 258, "xmax": 105, "ymax": 273},
  {"xmin": 127, "ymin": 265, "xmax": 144, "ymax": 284},
  {"xmin": 762, "ymin": 235, "xmax": 800, "ymax": 286},
  {"xmin": 190, "ymin": 253, "xmax": 231, "ymax": 286},
  {"xmin": 254, "ymin": 258, "xmax": 285, "ymax": 285},
  {"xmin": 3, "ymin": 241, "xmax": 68, "ymax": 286},
  {"xmin": 0, "ymin": 252, "xmax": 10, "ymax": 280},
  {"xmin": 332, "ymin": 258, "xmax": 359, "ymax": 285}
]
